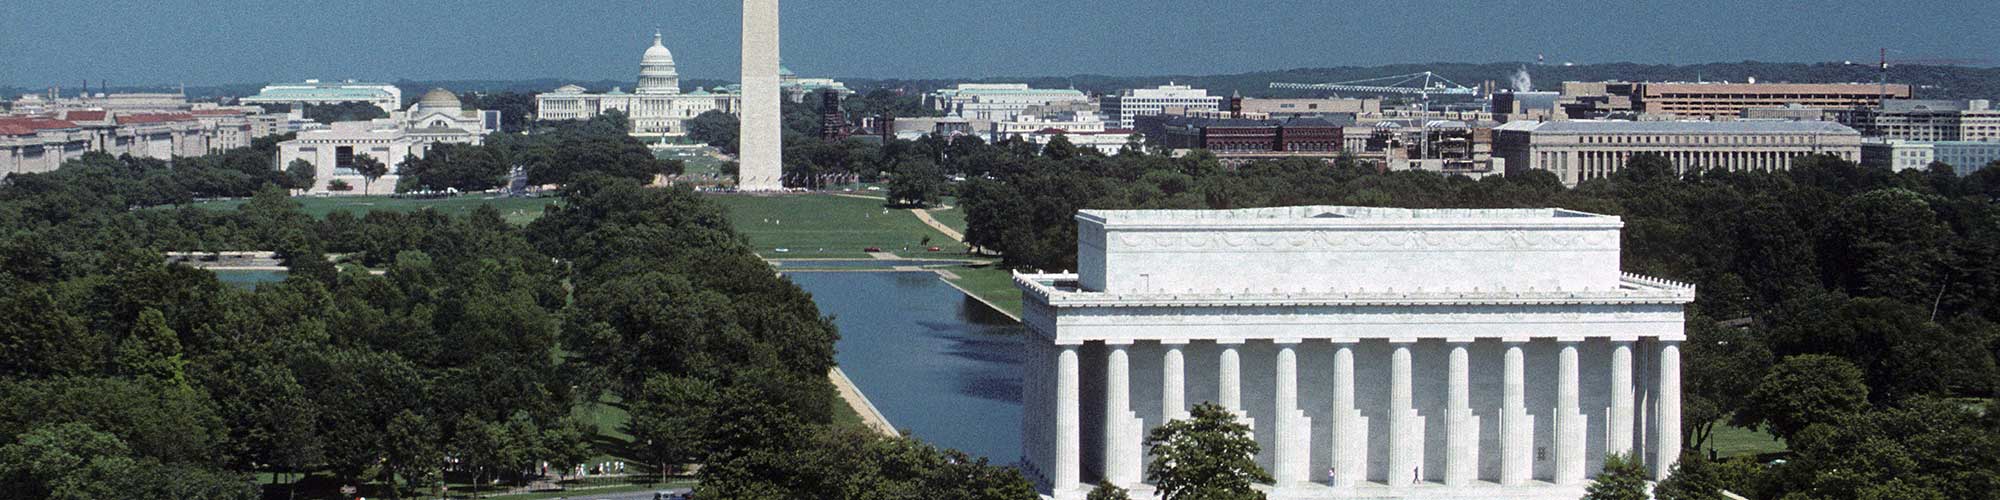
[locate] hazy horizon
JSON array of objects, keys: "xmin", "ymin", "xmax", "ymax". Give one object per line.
[{"xmin": 4, "ymin": 0, "xmax": 1997, "ymax": 88}]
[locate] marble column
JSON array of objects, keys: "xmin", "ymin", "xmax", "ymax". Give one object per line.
[
  {"xmin": 1273, "ymin": 343, "xmax": 1310, "ymax": 485},
  {"xmin": 1655, "ymin": 342, "xmax": 1682, "ymax": 480},
  {"xmin": 1056, "ymin": 346, "xmax": 1080, "ymax": 491},
  {"xmin": 1388, "ymin": 342, "xmax": 1424, "ymax": 487},
  {"xmin": 1328, "ymin": 341, "xmax": 1365, "ymax": 488},
  {"xmin": 1163, "ymin": 343, "xmax": 1187, "ymax": 421},
  {"xmin": 1445, "ymin": 342, "xmax": 1478, "ymax": 487},
  {"xmin": 1219, "ymin": 342, "xmax": 1252, "ymax": 433},
  {"xmin": 1105, "ymin": 344, "xmax": 1140, "ymax": 486},
  {"xmin": 1609, "ymin": 341, "xmax": 1635, "ymax": 457},
  {"xmin": 1500, "ymin": 341, "xmax": 1533, "ymax": 486},
  {"xmin": 1220, "ymin": 344, "xmax": 1242, "ymax": 411},
  {"xmin": 1556, "ymin": 341, "xmax": 1586, "ymax": 484}
]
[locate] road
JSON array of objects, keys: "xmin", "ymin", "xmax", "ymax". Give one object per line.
[{"xmin": 532, "ymin": 487, "xmax": 691, "ymax": 500}]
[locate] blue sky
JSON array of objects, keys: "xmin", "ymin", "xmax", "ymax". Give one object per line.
[{"xmin": 3, "ymin": 0, "xmax": 1996, "ymax": 87}]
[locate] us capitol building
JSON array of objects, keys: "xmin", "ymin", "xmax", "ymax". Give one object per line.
[
  {"xmin": 535, "ymin": 32, "xmax": 742, "ymax": 138},
  {"xmin": 1014, "ymin": 206, "xmax": 1694, "ymax": 500}
]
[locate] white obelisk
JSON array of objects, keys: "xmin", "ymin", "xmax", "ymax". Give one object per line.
[{"xmin": 738, "ymin": 0, "xmax": 783, "ymax": 191}]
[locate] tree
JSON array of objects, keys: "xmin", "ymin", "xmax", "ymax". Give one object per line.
[
  {"xmin": 1086, "ymin": 481, "xmax": 1133, "ymax": 500},
  {"xmin": 1145, "ymin": 402, "xmax": 1270, "ymax": 500},
  {"xmin": 1734, "ymin": 354, "xmax": 1870, "ymax": 440},
  {"xmin": 1682, "ymin": 318, "xmax": 1771, "ymax": 452},
  {"xmin": 352, "ymin": 153, "xmax": 389, "ymax": 195},
  {"xmin": 285, "ymin": 159, "xmax": 316, "ymax": 190},
  {"xmin": 888, "ymin": 158, "xmax": 943, "ymax": 207},
  {"xmin": 114, "ymin": 308, "xmax": 190, "ymax": 389},
  {"xmin": 301, "ymin": 101, "xmax": 387, "ymax": 125},
  {"xmin": 687, "ymin": 110, "xmax": 742, "ymax": 155},
  {"xmin": 382, "ymin": 411, "xmax": 440, "ymax": 499},
  {"xmin": 1654, "ymin": 452, "xmax": 1728, "ymax": 500},
  {"xmin": 628, "ymin": 375, "xmax": 718, "ymax": 481},
  {"xmin": 1584, "ymin": 453, "xmax": 1650, "ymax": 500}
]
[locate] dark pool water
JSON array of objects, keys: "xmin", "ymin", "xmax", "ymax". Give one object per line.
[{"xmin": 787, "ymin": 271, "xmax": 1024, "ymax": 463}]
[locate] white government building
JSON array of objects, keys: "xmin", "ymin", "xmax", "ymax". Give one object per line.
[
  {"xmin": 1014, "ymin": 206, "xmax": 1694, "ymax": 500},
  {"xmin": 535, "ymin": 32, "xmax": 743, "ymax": 138},
  {"xmin": 276, "ymin": 88, "xmax": 495, "ymax": 195}
]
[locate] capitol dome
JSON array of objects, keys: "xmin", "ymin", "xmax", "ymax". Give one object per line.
[
  {"xmin": 636, "ymin": 31, "xmax": 680, "ymax": 95},
  {"xmin": 417, "ymin": 88, "xmax": 461, "ymax": 111}
]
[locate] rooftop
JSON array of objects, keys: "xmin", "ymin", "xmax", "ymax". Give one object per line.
[
  {"xmin": 1495, "ymin": 120, "xmax": 1858, "ymax": 134},
  {"xmin": 1079, "ymin": 205, "xmax": 1615, "ymax": 225},
  {"xmin": 1014, "ymin": 272, "xmax": 1696, "ymax": 307}
]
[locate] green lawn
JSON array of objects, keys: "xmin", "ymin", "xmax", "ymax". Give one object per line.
[
  {"xmin": 928, "ymin": 205, "xmax": 969, "ymax": 236},
  {"xmin": 190, "ymin": 195, "xmax": 558, "ymax": 225},
  {"xmin": 943, "ymin": 264, "xmax": 1022, "ymax": 318},
  {"xmin": 1705, "ymin": 421, "xmax": 1789, "ymax": 458},
  {"xmin": 709, "ymin": 194, "xmax": 959, "ymax": 259}
]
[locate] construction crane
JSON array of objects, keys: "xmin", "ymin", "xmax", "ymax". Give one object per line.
[
  {"xmin": 1270, "ymin": 71, "xmax": 1482, "ymax": 122},
  {"xmin": 1269, "ymin": 71, "xmax": 1480, "ymax": 99}
]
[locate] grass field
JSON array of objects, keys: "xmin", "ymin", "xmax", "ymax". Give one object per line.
[
  {"xmin": 710, "ymin": 194, "xmax": 960, "ymax": 260},
  {"xmin": 943, "ymin": 264, "xmax": 1022, "ymax": 318},
  {"xmin": 1706, "ymin": 421, "xmax": 1789, "ymax": 458},
  {"xmin": 190, "ymin": 195, "xmax": 559, "ymax": 225},
  {"xmin": 928, "ymin": 205, "xmax": 969, "ymax": 236}
]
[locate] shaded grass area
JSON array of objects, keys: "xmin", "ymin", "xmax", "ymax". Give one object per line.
[
  {"xmin": 1705, "ymin": 420, "xmax": 1789, "ymax": 458},
  {"xmin": 709, "ymin": 194, "xmax": 959, "ymax": 260},
  {"xmin": 189, "ymin": 195, "xmax": 558, "ymax": 225}
]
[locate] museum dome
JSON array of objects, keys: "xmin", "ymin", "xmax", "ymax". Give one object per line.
[
  {"xmin": 417, "ymin": 88, "xmax": 461, "ymax": 111},
  {"xmin": 637, "ymin": 31, "xmax": 680, "ymax": 95}
]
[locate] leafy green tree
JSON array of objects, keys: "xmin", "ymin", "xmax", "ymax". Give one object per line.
[
  {"xmin": 285, "ymin": 158, "xmax": 317, "ymax": 190},
  {"xmin": 888, "ymin": 158, "xmax": 944, "ymax": 207},
  {"xmin": 1655, "ymin": 452, "xmax": 1728, "ymax": 500},
  {"xmin": 1584, "ymin": 453, "xmax": 1649, "ymax": 500},
  {"xmin": 383, "ymin": 410, "xmax": 441, "ymax": 499},
  {"xmin": 301, "ymin": 101, "xmax": 388, "ymax": 124},
  {"xmin": 1779, "ymin": 398, "xmax": 1997, "ymax": 500},
  {"xmin": 628, "ymin": 375, "xmax": 718, "ymax": 481},
  {"xmin": 1145, "ymin": 402, "xmax": 1270, "ymax": 500},
  {"xmin": 115, "ymin": 308, "xmax": 190, "ymax": 389},
  {"xmin": 352, "ymin": 153, "xmax": 389, "ymax": 194},
  {"xmin": 1683, "ymin": 318, "xmax": 1772, "ymax": 452},
  {"xmin": 1087, "ymin": 481, "xmax": 1133, "ymax": 500},
  {"xmin": 1735, "ymin": 354, "xmax": 1870, "ymax": 440},
  {"xmin": 687, "ymin": 110, "xmax": 742, "ymax": 155}
]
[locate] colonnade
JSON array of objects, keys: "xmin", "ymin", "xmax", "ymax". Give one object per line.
[{"xmin": 1030, "ymin": 337, "xmax": 1682, "ymax": 493}]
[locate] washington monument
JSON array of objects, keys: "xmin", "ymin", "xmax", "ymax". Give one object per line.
[{"xmin": 738, "ymin": 0, "xmax": 783, "ymax": 191}]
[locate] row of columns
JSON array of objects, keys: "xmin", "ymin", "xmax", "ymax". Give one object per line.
[
  {"xmin": 1046, "ymin": 338, "xmax": 1680, "ymax": 492},
  {"xmin": 1571, "ymin": 149, "xmax": 1826, "ymax": 183}
]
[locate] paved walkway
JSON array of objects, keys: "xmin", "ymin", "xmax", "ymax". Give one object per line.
[
  {"xmin": 910, "ymin": 208, "xmax": 964, "ymax": 243},
  {"xmin": 830, "ymin": 367, "xmax": 897, "ymax": 436}
]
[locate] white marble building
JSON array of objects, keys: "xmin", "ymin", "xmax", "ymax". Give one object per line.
[
  {"xmin": 1015, "ymin": 206, "xmax": 1694, "ymax": 500},
  {"xmin": 535, "ymin": 32, "xmax": 743, "ymax": 138},
  {"xmin": 276, "ymin": 89, "xmax": 494, "ymax": 195}
]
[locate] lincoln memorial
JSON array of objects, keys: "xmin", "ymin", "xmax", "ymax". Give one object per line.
[{"xmin": 1013, "ymin": 206, "xmax": 1695, "ymax": 499}]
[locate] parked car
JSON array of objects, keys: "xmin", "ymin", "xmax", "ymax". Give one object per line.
[
  {"xmin": 927, "ymin": 246, "xmax": 942, "ymax": 252},
  {"xmin": 864, "ymin": 246, "xmax": 883, "ymax": 252}
]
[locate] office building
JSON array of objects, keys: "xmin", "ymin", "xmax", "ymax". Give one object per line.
[
  {"xmin": 242, "ymin": 80, "xmax": 404, "ymax": 113},
  {"xmin": 1102, "ymin": 84, "xmax": 1224, "ymax": 129},
  {"xmin": 927, "ymin": 84, "xmax": 1091, "ymax": 122},
  {"xmin": 1562, "ymin": 81, "xmax": 1911, "ymax": 121},
  {"xmin": 1493, "ymin": 120, "xmax": 1862, "ymax": 186}
]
